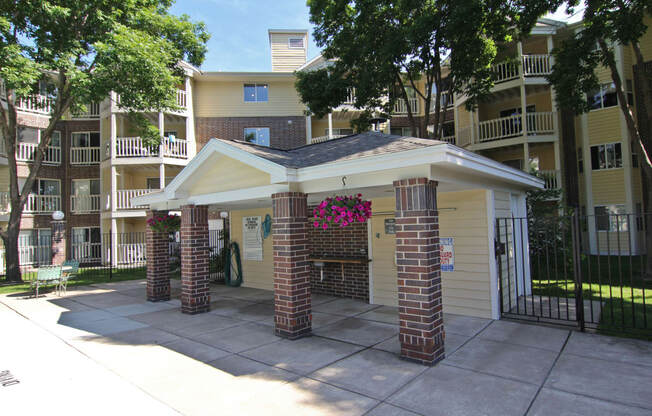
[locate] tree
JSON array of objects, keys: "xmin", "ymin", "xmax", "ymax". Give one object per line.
[
  {"xmin": 296, "ymin": 0, "xmax": 556, "ymax": 139},
  {"xmin": 546, "ymin": 1, "xmax": 652, "ymax": 277},
  {"xmin": 0, "ymin": 0, "xmax": 209, "ymax": 282}
]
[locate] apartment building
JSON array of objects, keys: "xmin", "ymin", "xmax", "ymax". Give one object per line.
[{"xmin": 2, "ymin": 16, "xmax": 650, "ymax": 266}]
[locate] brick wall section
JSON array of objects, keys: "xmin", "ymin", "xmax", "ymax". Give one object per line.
[
  {"xmin": 195, "ymin": 116, "xmax": 306, "ymax": 150},
  {"xmin": 308, "ymin": 206, "xmax": 369, "ymax": 301},
  {"xmin": 146, "ymin": 210, "xmax": 171, "ymax": 302},
  {"xmin": 272, "ymin": 192, "xmax": 312, "ymax": 339},
  {"xmin": 394, "ymin": 178, "xmax": 445, "ymax": 365},
  {"xmin": 180, "ymin": 205, "xmax": 211, "ymax": 314},
  {"xmin": 50, "ymin": 220, "xmax": 66, "ymax": 265}
]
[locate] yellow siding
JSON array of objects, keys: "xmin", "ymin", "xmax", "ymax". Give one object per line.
[
  {"xmin": 311, "ymin": 118, "xmax": 353, "ymax": 138},
  {"xmin": 591, "ymin": 170, "xmax": 626, "ymax": 204},
  {"xmin": 586, "ymin": 109, "xmax": 622, "ymax": 144},
  {"xmin": 270, "ymin": 33, "xmax": 307, "ymax": 72},
  {"xmin": 187, "ymin": 155, "xmax": 270, "ymax": 195},
  {"xmin": 632, "ymin": 168, "xmax": 642, "ymax": 204},
  {"xmin": 638, "ymin": 16, "xmax": 652, "ymax": 60},
  {"xmin": 0, "ymin": 166, "xmax": 8, "ymax": 192},
  {"xmin": 229, "ymin": 207, "xmax": 274, "ymax": 290},
  {"xmin": 193, "ymin": 79, "xmax": 304, "ymax": 117},
  {"xmin": 370, "ymin": 191, "xmax": 494, "ymax": 319}
]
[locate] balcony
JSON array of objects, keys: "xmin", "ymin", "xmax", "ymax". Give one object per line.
[
  {"xmin": 15, "ymin": 94, "xmax": 54, "ymax": 115},
  {"xmin": 393, "ymin": 98, "xmax": 419, "ymax": 115},
  {"xmin": 114, "ymin": 137, "xmax": 187, "ymax": 160},
  {"xmin": 115, "ymin": 89, "xmax": 187, "ymax": 112},
  {"xmin": 116, "ymin": 189, "xmax": 153, "ymax": 210},
  {"xmin": 311, "ymin": 134, "xmax": 348, "ymax": 144},
  {"xmin": 440, "ymin": 135, "xmax": 455, "ymax": 144},
  {"xmin": 477, "ymin": 112, "xmax": 555, "ymax": 143},
  {"xmin": 429, "ymin": 92, "xmax": 454, "ymax": 112},
  {"xmin": 70, "ymin": 146, "xmax": 101, "ymax": 165},
  {"xmin": 0, "ymin": 192, "xmax": 9, "ymax": 213},
  {"xmin": 539, "ymin": 169, "xmax": 562, "ymax": 192},
  {"xmin": 71, "ymin": 194, "xmax": 101, "ymax": 213},
  {"xmin": 492, "ymin": 54, "xmax": 552, "ymax": 83},
  {"xmin": 16, "ymin": 142, "xmax": 61, "ymax": 164},
  {"xmin": 24, "ymin": 194, "xmax": 61, "ymax": 213},
  {"xmin": 71, "ymin": 102, "xmax": 100, "ymax": 119},
  {"xmin": 70, "ymin": 242, "xmax": 102, "ymax": 263}
]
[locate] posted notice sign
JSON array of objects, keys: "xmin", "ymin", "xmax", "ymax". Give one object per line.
[
  {"xmin": 440, "ymin": 237, "xmax": 454, "ymax": 272},
  {"xmin": 243, "ymin": 216, "xmax": 263, "ymax": 261}
]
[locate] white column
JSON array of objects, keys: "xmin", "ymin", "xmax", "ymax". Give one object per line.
[
  {"xmin": 184, "ymin": 76, "xmax": 197, "ymax": 158},
  {"xmin": 305, "ymin": 114, "xmax": 312, "ymax": 144},
  {"xmin": 327, "ymin": 112, "xmax": 333, "ymax": 140},
  {"xmin": 472, "ymin": 109, "xmax": 479, "ymax": 144},
  {"xmin": 158, "ymin": 111, "xmax": 165, "ymax": 157},
  {"xmin": 111, "ymin": 166, "xmax": 117, "ymax": 213},
  {"xmin": 111, "ymin": 218, "xmax": 118, "ymax": 266},
  {"xmin": 110, "ymin": 113, "xmax": 117, "ymax": 160},
  {"xmin": 159, "ymin": 164, "xmax": 165, "ymax": 190}
]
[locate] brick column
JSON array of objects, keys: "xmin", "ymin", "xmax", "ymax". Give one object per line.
[
  {"xmin": 146, "ymin": 210, "xmax": 171, "ymax": 302},
  {"xmin": 51, "ymin": 220, "xmax": 66, "ymax": 265},
  {"xmin": 394, "ymin": 178, "xmax": 445, "ymax": 365},
  {"xmin": 272, "ymin": 192, "xmax": 311, "ymax": 339},
  {"xmin": 180, "ymin": 204, "xmax": 210, "ymax": 314}
]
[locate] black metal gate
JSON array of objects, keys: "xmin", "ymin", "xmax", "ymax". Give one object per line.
[{"xmin": 496, "ymin": 213, "xmax": 651, "ymax": 338}]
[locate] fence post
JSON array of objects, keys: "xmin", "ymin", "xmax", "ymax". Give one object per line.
[
  {"xmin": 495, "ymin": 218, "xmax": 504, "ymax": 316},
  {"xmin": 109, "ymin": 231, "xmax": 113, "ymax": 280},
  {"xmin": 571, "ymin": 213, "xmax": 585, "ymax": 331}
]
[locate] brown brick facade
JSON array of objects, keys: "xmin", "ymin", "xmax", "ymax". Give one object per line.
[
  {"xmin": 308, "ymin": 206, "xmax": 369, "ymax": 301},
  {"xmin": 180, "ymin": 205, "xmax": 211, "ymax": 314},
  {"xmin": 195, "ymin": 116, "xmax": 306, "ymax": 150},
  {"xmin": 394, "ymin": 178, "xmax": 445, "ymax": 365},
  {"xmin": 146, "ymin": 210, "xmax": 171, "ymax": 302},
  {"xmin": 272, "ymin": 192, "xmax": 312, "ymax": 339}
]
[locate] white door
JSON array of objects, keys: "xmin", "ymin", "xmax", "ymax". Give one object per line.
[{"xmin": 370, "ymin": 214, "xmax": 398, "ymax": 306}]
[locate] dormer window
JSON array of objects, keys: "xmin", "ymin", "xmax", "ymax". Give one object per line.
[{"xmin": 288, "ymin": 38, "xmax": 305, "ymax": 49}]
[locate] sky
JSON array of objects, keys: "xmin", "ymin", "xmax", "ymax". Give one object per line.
[{"xmin": 170, "ymin": 1, "xmax": 586, "ymax": 72}]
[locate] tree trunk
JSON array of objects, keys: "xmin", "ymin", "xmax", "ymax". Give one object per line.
[
  {"xmin": 560, "ymin": 109, "xmax": 580, "ymax": 210},
  {"xmin": 1, "ymin": 219, "xmax": 21, "ymax": 282}
]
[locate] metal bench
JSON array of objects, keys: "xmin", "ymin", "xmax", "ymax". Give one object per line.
[
  {"xmin": 57, "ymin": 260, "xmax": 79, "ymax": 295},
  {"xmin": 31, "ymin": 266, "xmax": 62, "ymax": 298}
]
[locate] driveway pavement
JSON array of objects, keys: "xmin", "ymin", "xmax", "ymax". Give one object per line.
[{"xmin": 2, "ymin": 280, "xmax": 651, "ymax": 416}]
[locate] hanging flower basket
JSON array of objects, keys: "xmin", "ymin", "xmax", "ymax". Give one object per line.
[
  {"xmin": 147, "ymin": 214, "xmax": 181, "ymax": 233},
  {"xmin": 313, "ymin": 194, "xmax": 372, "ymax": 230}
]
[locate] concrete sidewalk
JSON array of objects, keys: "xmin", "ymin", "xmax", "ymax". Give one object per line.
[{"xmin": 2, "ymin": 280, "xmax": 652, "ymax": 415}]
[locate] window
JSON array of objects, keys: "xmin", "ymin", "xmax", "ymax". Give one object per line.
[
  {"xmin": 71, "ymin": 132, "xmax": 100, "ymax": 148},
  {"xmin": 49, "ymin": 131, "xmax": 61, "ymax": 147},
  {"xmin": 18, "ymin": 229, "xmax": 51, "ymax": 265},
  {"xmin": 244, "ymin": 84, "xmax": 268, "ymax": 102},
  {"xmin": 288, "ymin": 38, "xmax": 305, "ymax": 49},
  {"xmin": 577, "ymin": 147, "xmax": 584, "ymax": 173},
  {"xmin": 71, "ymin": 227, "xmax": 101, "ymax": 261},
  {"xmin": 71, "ymin": 179, "xmax": 100, "ymax": 213},
  {"xmin": 32, "ymin": 178, "xmax": 60, "ymax": 196},
  {"xmin": 244, "ymin": 127, "xmax": 270, "ymax": 146},
  {"xmin": 502, "ymin": 159, "xmax": 523, "ymax": 170},
  {"xmin": 146, "ymin": 177, "xmax": 174, "ymax": 190},
  {"xmin": 18, "ymin": 127, "xmax": 38, "ymax": 143},
  {"xmin": 72, "ymin": 179, "xmax": 100, "ymax": 196},
  {"xmin": 390, "ymin": 127, "xmax": 418, "ymax": 137},
  {"xmin": 594, "ymin": 205, "xmax": 628, "ymax": 232},
  {"xmin": 590, "ymin": 142, "xmax": 622, "ymax": 170},
  {"xmin": 441, "ymin": 121, "xmax": 455, "ymax": 138},
  {"xmin": 588, "ymin": 82, "xmax": 617, "ymax": 110},
  {"xmin": 323, "ymin": 128, "xmax": 353, "ymax": 136}
]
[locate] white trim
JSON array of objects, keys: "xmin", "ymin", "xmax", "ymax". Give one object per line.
[
  {"xmin": 188, "ymin": 184, "xmax": 289, "ymax": 206},
  {"xmin": 486, "ymin": 190, "xmax": 500, "ymax": 320},
  {"xmin": 367, "ymin": 219, "xmax": 374, "ymax": 305}
]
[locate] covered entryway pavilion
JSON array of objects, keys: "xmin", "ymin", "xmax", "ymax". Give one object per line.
[{"xmin": 134, "ymin": 132, "xmax": 543, "ymax": 365}]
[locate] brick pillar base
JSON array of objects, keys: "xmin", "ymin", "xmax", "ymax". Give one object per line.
[
  {"xmin": 394, "ymin": 178, "xmax": 445, "ymax": 365},
  {"xmin": 146, "ymin": 210, "xmax": 171, "ymax": 302},
  {"xmin": 272, "ymin": 192, "xmax": 311, "ymax": 339},
  {"xmin": 51, "ymin": 220, "xmax": 66, "ymax": 265},
  {"xmin": 180, "ymin": 205, "xmax": 210, "ymax": 314}
]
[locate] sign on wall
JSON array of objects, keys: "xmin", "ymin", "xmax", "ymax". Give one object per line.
[
  {"xmin": 440, "ymin": 237, "xmax": 454, "ymax": 272},
  {"xmin": 243, "ymin": 216, "xmax": 263, "ymax": 261},
  {"xmin": 384, "ymin": 218, "xmax": 396, "ymax": 234}
]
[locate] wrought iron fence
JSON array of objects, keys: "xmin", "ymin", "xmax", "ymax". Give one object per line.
[{"xmin": 496, "ymin": 212, "xmax": 651, "ymax": 338}]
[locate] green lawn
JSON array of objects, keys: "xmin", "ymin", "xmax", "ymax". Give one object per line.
[
  {"xmin": 0, "ymin": 267, "xmax": 147, "ymax": 295},
  {"xmin": 531, "ymin": 254, "xmax": 652, "ymax": 340}
]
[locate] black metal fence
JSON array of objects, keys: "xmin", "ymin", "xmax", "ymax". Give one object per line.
[
  {"xmin": 13, "ymin": 229, "xmax": 228, "ymax": 284},
  {"xmin": 496, "ymin": 212, "xmax": 651, "ymax": 338}
]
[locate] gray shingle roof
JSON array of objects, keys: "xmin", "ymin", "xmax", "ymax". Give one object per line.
[{"xmin": 216, "ymin": 131, "xmax": 446, "ymax": 169}]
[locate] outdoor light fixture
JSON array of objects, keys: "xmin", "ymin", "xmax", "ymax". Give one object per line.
[
  {"xmin": 52, "ymin": 210, "xmax": 64, "ymax": 221},
  {"xmin": 220, "ymin": 211, "xmax": 229, "ymax": 219}
]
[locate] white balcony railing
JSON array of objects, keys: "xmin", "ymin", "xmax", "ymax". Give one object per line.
[
  {"xmin": 440, "ymin": 135, "xmax": 455, "ymax": 144},
  {"xmin": 393, "ymin": 98, "xmax": 419, "ymax": 115},
  {"xmin": 492, "ymin": 61, "xmax": 520, "ymax": 83},
  {"xmin": 16, "ymin": 95, "xmax": 54, "ymax": 115},
  {"xmin": 176, "ymin": 89, "xmax": 187, "ymax": 108},
  {"xmin": 72, "ymin": 102, "xmax": 100, "ymax": 119},
  {"xmin": 478, "ymin": 112, "xmax": 556, "ymax": 143},
  {"xmin": 310, "ymin": 134, "xmax": 348, "ymax": 144},
  {"xmin": 343, "ymin": 88, "xmax": 356, "ymax": 105},
  {"xmin": 429, "ymin": 92, "xmax": 453, "ymax": 112},
  {"xmin": 71, "ymin": 194, "xmax": 101, "ymax": 213},
  {"xmin": 24, "ymin": 194, "xmax": 61, "ymax": 213},
  {"xmin": 16, "ymin": 142, "xmax": 61, "ymax": 164},
  {"xmin": 0, "ymin": 191, "xmax": 9, "ymax": 213},
  {"xmin": 539, "ymin": 169, "xmax": 561, "ymax": 191},
  {"xmin": 116, "ymin": 189, "xmax": 152, "ymax": 210},
  {"xmin": 115, "ymin": 137, "xmax": 188, "ymax": 159},
  {"xmin": 522, "ymin": 54, "xmax": 552, "ymax": 77},
  {"xmin": 117, "ymin": 243, "xmax": 146, "ymax": 264},
  {"xmin": 70, "ymin": 146, "xmax": 101, "ymax": 164},
  {"xmin": 18, "ymin": 244, "xmax": 51, "ymax": 266},
  {"xmin": 71, "ymin": 242, "xmax": 102, "ymax": 262}
]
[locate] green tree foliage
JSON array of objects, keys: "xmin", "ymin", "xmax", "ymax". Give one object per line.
[
  {"xmin": 296, "ymin": 0, "xmax": 557, "ymax": 138},
  {"xmin": 546, "ymin": 1, "xmax": 652, "ymax": 277},
  {"xmin": 0, "ymin": 0, "xmax": 209, "ymax": 281}
]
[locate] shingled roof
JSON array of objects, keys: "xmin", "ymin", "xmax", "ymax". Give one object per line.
[{"xmin": 216, "ymin": 131, "xmax": 447, "ymax": 169}]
